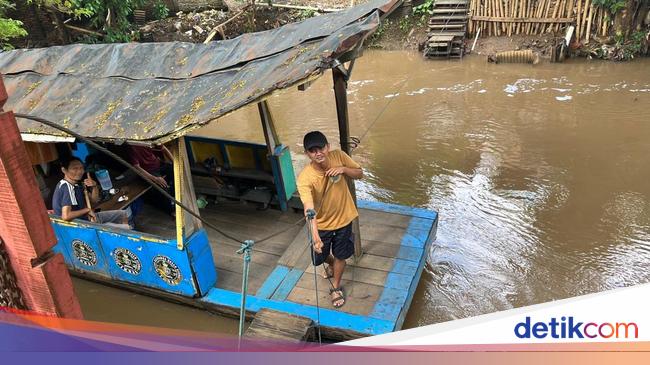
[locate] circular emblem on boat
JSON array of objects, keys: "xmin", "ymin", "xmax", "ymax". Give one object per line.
[
  {"xmin": 153, "ymin": 255, "xmax": 182, "ymax": 285},
  {"xmin": 71, "ymin": 239, "xmax": 97, "ymax": 267},
  {"xmin": 112, "ymin": 248, "xmax": 141, "ymax": 275}
]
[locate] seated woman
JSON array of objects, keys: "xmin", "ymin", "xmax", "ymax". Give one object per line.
[
  {"xmin": 128, "ymin": 144, "xmax": 175, "ymax": 216},
  {"xmin": 52, "ymin": 156, "xmax": 131, "ymax": 230}
]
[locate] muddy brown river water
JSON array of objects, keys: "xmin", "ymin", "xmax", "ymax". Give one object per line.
[{"xmin": 73, "ymin": 51, "xmax": 650, "ymax": 334}]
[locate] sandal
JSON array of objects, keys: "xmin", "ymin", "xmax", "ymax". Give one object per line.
[
  {"xmin": 322, "ymin": 264, "xmax": 334, "ymax": 279},
  {"xmin": 329, "ymin": 287, "xmax": 345, "ymax": 308}
]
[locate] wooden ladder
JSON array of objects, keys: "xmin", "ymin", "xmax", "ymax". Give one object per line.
[{"xmin": 424, "ymin": 0, "xmax": 469, "ymax": 59}]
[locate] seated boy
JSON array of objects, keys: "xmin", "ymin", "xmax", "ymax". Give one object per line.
[{"xmin": 52, "ymin": 157, "xmax": 130, "ymax": 229}]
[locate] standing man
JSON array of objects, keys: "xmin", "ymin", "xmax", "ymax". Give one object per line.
[
  {"xmin": 297, "ymin": 131, "xmax": 363, "ymax": 308},
  {"xmin": 52, "ymin": 157, "xmax": 130, "ymax": 229}
]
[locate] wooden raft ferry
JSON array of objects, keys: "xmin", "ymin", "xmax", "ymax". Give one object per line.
[{"xmin": 1, "ymin": 0, "xmax": 438, "ymax": 340}]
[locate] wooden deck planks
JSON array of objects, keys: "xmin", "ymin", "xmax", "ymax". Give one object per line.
[
  {"xmin": 286, "ymin": 286, "xmax": 374, "ymax": 315},
  {"xmin": 244, "ymin": 308, "xmax": 313, "ymax": 343},
  {"xmin": 293, "ymin": 272, "xmax": 385, "ymax": 302},
  {"xmin": 214, "ymin": 268, "xmax": 265, "ymax": 294},
  {"xmin": 276, "ymin": 224, "xmax": 310, "ymax": 268},
  {"xmin": 137, "ymin": 199, "xmax": 435, "ymax": 337},
  {"xmin": 358, "ymin": 208, "xmax": 412, "ymax": 228},
  {"xmin": 361, "ymin": 239, "xmax": 422, "ymax": 262}
]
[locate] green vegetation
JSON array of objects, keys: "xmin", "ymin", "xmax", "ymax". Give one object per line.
[
  {"xmin": 617, "ymin": 30, "xmax": 649, "ymax": 60},
  {"xmin": 25, "ymin": 0, "xmax": 145, "ymax": 43},
  {"xmin": 152, "ymin": 0, "xmax": 169, "ymax": 20},
  {"xmin": 296, "ymin": 8, "xmax": 317, "ymax": 20},
  {"xmin": 0, "ymin": 1, "xmax": 27, "ymax": 50},
  {"xmin": 368, "ymin": 17, "xmax": 389, "ymax": 44},
  {"xmin": 77, "ymin": 0, "xmax": 145, "ymax": 40},
  {"xmin": 413, "ymin": 0, "xmax": 435, "ymax": 16},
  {"xmin": 592, "ymin": 0, "xmax": 627, "ymax": 14}
]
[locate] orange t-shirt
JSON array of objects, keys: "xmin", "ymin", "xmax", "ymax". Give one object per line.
[{"xmin": 297, "ymin": 150, "xmax": 361, "ymax": 231}]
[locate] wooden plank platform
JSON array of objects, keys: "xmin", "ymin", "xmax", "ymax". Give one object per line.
[
  {"xmin": 245, "ymin": 308, "xmax": 313, "ymax": 343},
  {"xmin": 120, "ymin": 199, "xmax": 439, "ymax": 340}
]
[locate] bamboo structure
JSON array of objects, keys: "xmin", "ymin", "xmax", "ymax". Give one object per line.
[{"xmin": 467, "ymin": 0, "xmax": 613, "ymax": 41}]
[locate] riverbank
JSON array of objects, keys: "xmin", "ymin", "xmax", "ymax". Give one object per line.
[{"xmin": 137, "ymin": 1, "xmax": 647, "ymax": 61}]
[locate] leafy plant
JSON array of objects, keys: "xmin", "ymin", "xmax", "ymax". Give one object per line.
[
  {"xmin": 413, "ymin": 0, "xmax": 435, "ymax": 16},
  {"xmin": 29, "ymin": 0, "xmax": 94, "ymax": 19},
  {"xmin": 399, "ymin": 15, "xmax": 411, "ymax": 33},
  {"xmin": 592, "ymin": 0, "xmax": 626, "ymax": 14},
  {"xmin": 29, "ymin": 0, "xmax": 145, "ymax": 43},
  {"xmin": 152, "ymin": 0, "xmax": 169, "ymax": 20},
  {"xmin": 297, "ymin": 8, "xmax": 317, "ymax": 20},
  {"xmin": 0, "ymin": 1, "xmax": 27, "ymax": 50}
]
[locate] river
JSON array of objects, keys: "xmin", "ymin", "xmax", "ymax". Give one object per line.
[{"xmin": 74, "ymin": 51, "xmax": 650, "ymax": 333}]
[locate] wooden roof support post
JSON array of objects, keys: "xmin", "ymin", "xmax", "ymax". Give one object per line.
[
  {"xmin": 258, "ymin": 100, "xmax": 280, "ymax": 153},
  {"xmin": 332, "ymin": 64, "xmax": 362, "ymax": 261}
]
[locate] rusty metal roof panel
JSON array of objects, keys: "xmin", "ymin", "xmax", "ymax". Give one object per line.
[{"xmin": 1, "ymin": 0, "xmax": 401, "ymax": 145}]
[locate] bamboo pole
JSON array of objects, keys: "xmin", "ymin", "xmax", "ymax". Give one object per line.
[
  {"xmin": 582, "ymin": 0, "xmax": 590, "ymax": 40},
  {"xmin": 474, "ymin": 0, "xmax": 483, "ymax": 36},
  {"xmin": 524, "ymin": 0, "xmax": 529, "ymax": 34},
  {"xmin": 532, "ymin": 0, "xmax": 541, "ymax": 34},
  {"xmin": 521, "ymin": 0, "xmax": 528, "ymax": 34},
  {"xmin": 468, "ymin": 0, "xmax": 473, "ymax": 35},
  {"xmin": 520, "ymin": 0, "xmax": 527, "ymax": 34},
  {"xmin": 542, "ymin": 0, "xmax": 553, "ymax": 33},
  {"xmin": 474, "ymin": 2, "xmax": 478, "ymax": 35},
  {"xmin": 483, "ymin": 0, "xmax": 492, "ymax": 37},
  {"xmin": 486, "ymin": 0, "xmax": 491, "ymax": 36},
  {"xmin": 526, "ymin": 0, "xmax": 534, "ymax": 34},
  {"xmin": 499, "ymin": 0, "xmax": 506, "ymax": 33},
  {"xmin": 514, "ymin": 0, "xmax": 520, "ymax": 34},
  {"xmin": 553, "ymin": 0, "xmax": 566, "ymax": 33},
  {"xmin": 505, "ymin": 0, "xmax": 511, "ymax": 36},
  {"xmin": 586, "ymin": 3, "xmax": 593, "ymax": 43},
  {"xmin": 548, "ymin": 0, "xmax": 560, "ymax": 33},
  {"xmin": 507, "ymin": 0, "xmax": 513, "ymax": 35},
  {"xmin": 576, "ymin": 0, "xmax": 582, "ymax": 43},
  {"xmin": 490, "ymin": 0, "xmax": 495, "ymax": 37},
  {"xmin": 536, "ymin": 0, "xmax": 548, "ymax": 34},
  {"xmin": 480, "ymin": 0, "xmax": 485, "ymax": 36},
  {"xmin": 602, "ymin": 9, "xmax": 608, "ymax": 36},
  {"xmin": 496, "ymin": 0, "xmax": 501, "ymax": 36},
  {"xmin": 492, "ymin": 0, "xmax": 501, "ymax": 36},
  {"xmin": 533, "ymin": 0, "xmax": 545, "ymax": 34}
]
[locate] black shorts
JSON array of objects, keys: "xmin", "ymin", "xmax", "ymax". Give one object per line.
[{"xmin": 311, "ymin": 222, "xmax": 354, "ymax": 266}]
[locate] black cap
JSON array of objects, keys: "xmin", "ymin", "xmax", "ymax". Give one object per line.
[{"xmin": 303, "ymin": 131, "xmax": 328, "ymax": 150}]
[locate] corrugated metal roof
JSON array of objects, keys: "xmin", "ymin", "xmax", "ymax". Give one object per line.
[{"xmin": 0, "ymin": 0, "xmax": 400, "ymax": 144}]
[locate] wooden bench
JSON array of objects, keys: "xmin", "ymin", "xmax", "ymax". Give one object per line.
[{"xmin": 185, "ymin": 136, "xmax": 296, "ymax": 210}]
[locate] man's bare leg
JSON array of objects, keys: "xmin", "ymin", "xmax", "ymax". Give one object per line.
[
  {"xmin": 323, "ymin": 255, "xmax": 334, "ymax": 278},
  {"xmin": 330, "ymin": 256, "xmax": 346, "ymax": 307}
]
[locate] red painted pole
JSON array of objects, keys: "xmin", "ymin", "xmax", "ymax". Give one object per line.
[{"xmin": 0, "ymin": 75, "xmax": 83, "ymax": 319}]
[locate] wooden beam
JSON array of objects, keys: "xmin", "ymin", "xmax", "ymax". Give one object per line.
[
  {"xmin": 332, "ymin": 67, "xmax": 362, "ymax": 260},
  {"xmin": 258, "ymin": 100, "xmax": 280, "ymax": 154},
  {"xmin": 471, "ymin": 16, "xmax": 575, "ymax": 23},
  {"xmin": 63, "ymin": 24, "xmax": 103, "ymax": 37}
]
